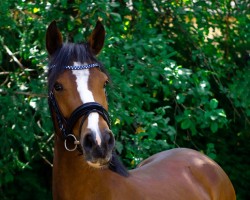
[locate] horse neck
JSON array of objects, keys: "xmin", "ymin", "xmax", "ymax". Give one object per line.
[
  {"xmin": 52, "ymin": 133, "xmax": 87, "ymax": 181},
  {"xmin": 53, "ymin": 134, "xmax": 98, "ymax": 199},
  {"xmin": 52, "ymin": 131, "xmax": 116, "ymax": 199}
]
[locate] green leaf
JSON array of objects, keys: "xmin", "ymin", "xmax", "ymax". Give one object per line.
[
  {"xmin": 181, "ymin": 119, "xmax": 192, "ymax": 129},
  {"xmin": 176, "ymin": 93, "xmax": 185, "ymax": 104},
  {"xmin": 216, "ymin": 109, "xmax": 227, "ymax": 118},
  {"xmin": 110, "ymin": 12, "xmax": 122, "ymax": 22},
  {"xmin": 109, "ymin": 2, "xmax": 120, "ymax": 7},
  {"xmin": 211, "ymin": 122, "xmax": 218, "ymax": 133},
  {"xmin": 5, "ymin": 172, "xmax": 14, "ymax": 183},
  {"xmin": 115, "ymin": 141, "xmax": 123, "ymax": 154},
  {"xmin": 190, "ymin": 124, "xmax": 197, "ymax": 136},
  {"xmin": 210, "ymin": 98, "xmax": 218, "ymax": 109}
]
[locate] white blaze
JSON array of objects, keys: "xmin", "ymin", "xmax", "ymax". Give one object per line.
[{"xmin": 72, "ymin": 62, "xmax": 102, "ymax": 145}]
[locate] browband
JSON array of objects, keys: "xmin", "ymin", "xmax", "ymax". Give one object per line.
[
  {"xmin": 64, "ymin": 63, "xmax": 99, "ymax": 70},
  {"xmin": 49, "ymin": 63, "xmax": 99, "ymax": 70}
]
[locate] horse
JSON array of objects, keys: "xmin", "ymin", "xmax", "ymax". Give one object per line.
[{"xmin": 46, "ymin": 20, "xmax": 236, "ymax": 200}]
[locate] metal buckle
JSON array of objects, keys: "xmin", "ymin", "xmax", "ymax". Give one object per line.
[{"xmin": 64, "ymin": 134, "xmax": 80, "ymax": 152}]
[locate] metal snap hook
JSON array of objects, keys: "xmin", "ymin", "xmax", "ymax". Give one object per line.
[{"xmin": 64, "ymin": 134, "xmax": 80, "ymax": 152}]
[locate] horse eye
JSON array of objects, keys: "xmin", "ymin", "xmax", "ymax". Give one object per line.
[
  {"xmin": 54, "ymin": 82, "xmax": 63, "ymax": 91},
  {"xmin": 104, "ymin": 80, "xmax": 109, "ymax": 88}
]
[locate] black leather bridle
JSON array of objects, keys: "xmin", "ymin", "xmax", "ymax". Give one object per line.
[{"xmin": 48, "ymin": 63, "xmax": 111, "ymax": 151}]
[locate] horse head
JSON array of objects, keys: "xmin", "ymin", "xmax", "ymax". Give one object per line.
[{"xmin": 46, "ymin": 20, "xmax": 115, "ymax": 169}]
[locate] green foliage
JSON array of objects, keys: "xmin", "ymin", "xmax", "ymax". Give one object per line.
[{"xmin": 0, "ymin": 0, "xmax": 249, "ymax": 199}]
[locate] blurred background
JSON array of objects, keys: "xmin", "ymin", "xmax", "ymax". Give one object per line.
[{"xmin": 0, "ymin": 0, "xmax": 249, "ymax": 199}]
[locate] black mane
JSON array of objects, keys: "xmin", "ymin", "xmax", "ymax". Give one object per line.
[
  {"xmin": 109, "ymin": 151, "xmax": 130, "ymax": 177},
  {"xmin": 47, "ymin": 42, "xmax": 105, "ymax": 92}
]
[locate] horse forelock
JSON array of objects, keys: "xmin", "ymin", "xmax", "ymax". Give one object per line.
[{"xmin": 47, "ymin": 42, "xmax": 106, "ymax": 92}]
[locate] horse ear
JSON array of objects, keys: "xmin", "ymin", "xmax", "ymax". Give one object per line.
[
  {"xmin": 46, "ymin": 21, "xmax": 63, "ymax": 56},
  {"xmin": 88, "ymin": 20, "xmax": 105, "ymax": 55}
]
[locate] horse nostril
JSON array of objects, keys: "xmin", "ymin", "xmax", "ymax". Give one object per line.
[
  {"xmin": 105, "ymin": 130, "xmax": 115, "ymax": 149},
  {"xmin": 83, "ymin": 133, "xmax": 96, "ymax": 152},
  {"xmin": 83, "ymin": 131, "xmax": 114, "ymax": 155}
]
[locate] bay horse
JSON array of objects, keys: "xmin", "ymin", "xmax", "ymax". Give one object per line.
[{"xmin": 46, "ymin": 20, "xmax": 236, "ymax": 200}]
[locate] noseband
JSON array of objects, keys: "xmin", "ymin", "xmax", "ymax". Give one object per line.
[{"xmin": 48, "ymin": 63, "xmax": 111, "ymax": 151}]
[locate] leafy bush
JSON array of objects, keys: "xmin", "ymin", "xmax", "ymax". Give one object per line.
[{"xmin": 0, "ymin": 0, "xmax": 249, "ymax": 199}]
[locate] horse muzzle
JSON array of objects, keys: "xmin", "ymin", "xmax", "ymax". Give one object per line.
[{"xmin": 81, "ymin": 129, "xmax": 115, "ymax": 168}]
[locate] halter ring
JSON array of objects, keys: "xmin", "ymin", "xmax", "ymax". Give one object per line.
[{"xmin": 64, "ymin": 134, "xmax": 80, "ymax": 152}]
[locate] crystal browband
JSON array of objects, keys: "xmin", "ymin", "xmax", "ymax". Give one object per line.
[{"xmin": 49, "ymin": 63, "xmax": 99, "ymax": 70}]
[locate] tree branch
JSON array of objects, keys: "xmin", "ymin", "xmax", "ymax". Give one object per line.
[
  {"xmin": 0, "ymin": 90, "xmax": 47, "ymax": 98},
  {"xmin": 0, "ymin": 72, "xmax": 10, "ymax": 75},
  {"xmin": 1, "ymin": 40, "xmax": 24, "ymax": 69}
]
